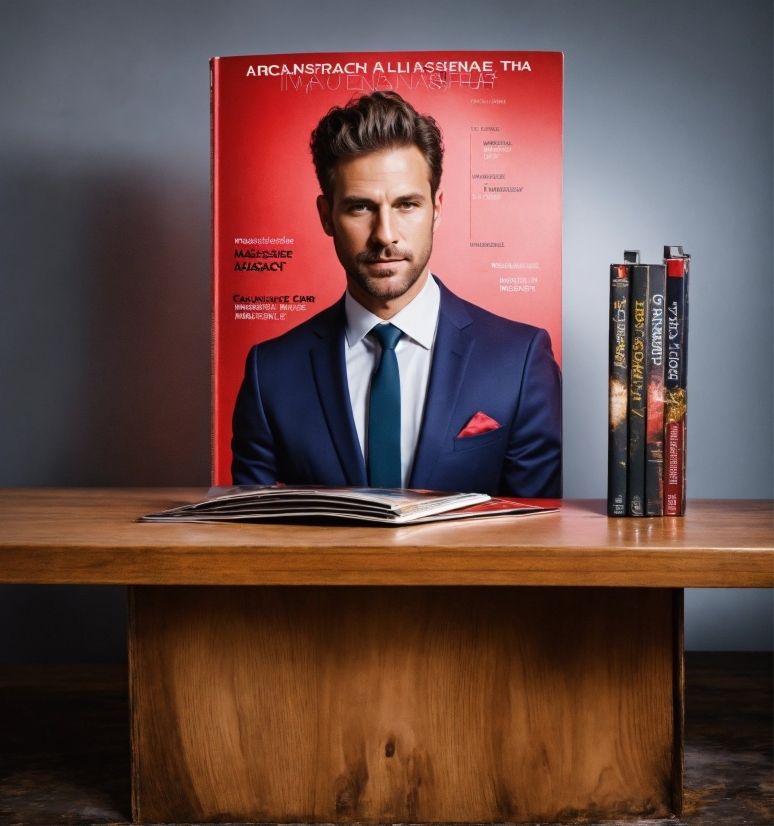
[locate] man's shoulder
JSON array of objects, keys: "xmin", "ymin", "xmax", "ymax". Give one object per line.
[
  {"xmin": 247, "ymin": 297, "xmax": 344, "ymax": 361},
  {"xmin": 437, "ymin": 279, "xmax": 550, "ymax": 350}
]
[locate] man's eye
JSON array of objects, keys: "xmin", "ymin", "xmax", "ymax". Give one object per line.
[
  {"xmin": 398, "ymin": 202, "xmax": 418, "ymax": 210},
  {"xmin": 349, "ymin": 204, "xmax": 370, "ymax": 214}
]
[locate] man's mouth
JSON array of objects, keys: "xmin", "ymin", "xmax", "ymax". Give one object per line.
[{"xmin": 366, "ymin": 258, "xmax": 406, "ymax": 267}]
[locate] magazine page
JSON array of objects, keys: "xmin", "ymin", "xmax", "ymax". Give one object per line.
[
  {"xmin": 140, "ymin": 486, "xmax": 490, "ymax": 523},
  {"xmin": 212, "ymin": 51, "xmax": 563, "ymax": 488},
  {"xmin": 138, "ymin": 489, "xmax": 564, "ymax": 525},
  {"xmin": 417, "ymin": 497, "xmax": 561, "ymax": 522},
  {"xmin": 205, "ymin": 485, "xmax": 480, "ymax": 508}
]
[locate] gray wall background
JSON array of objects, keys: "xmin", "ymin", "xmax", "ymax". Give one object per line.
[{"xmin": 0, "ymin": 0, "xmax": 771, "ymax": 660}]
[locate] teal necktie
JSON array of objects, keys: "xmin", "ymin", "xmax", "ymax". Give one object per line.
[{"xmin": 368, "ymin": 323, "xmax": 402, "ymax": 488}]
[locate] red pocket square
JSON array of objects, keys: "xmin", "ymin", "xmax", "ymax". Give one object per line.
[{"xmin": 457, "ymin": 411, "xmax": 501, "ymax": 438}]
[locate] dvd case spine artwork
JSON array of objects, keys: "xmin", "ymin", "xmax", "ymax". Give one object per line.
[
  {"xmin": 644, "ymin": 264, "xmax": 666, "ymax": 516},
  {"xmin": 627, "ymin": 264, "xmax": 650, "ymax": 516},
  {"xmin": 607, "ymin": 260, "xmax": 633, "ymax": 516},
  {"xmin": 664, "ymin": 248, "xmax": 690, "ymax": 515}
]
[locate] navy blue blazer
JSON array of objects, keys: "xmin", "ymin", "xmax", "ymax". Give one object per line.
[{"xmin": 232, "ymin": 280, "xmax": 561, "ymax": 496}]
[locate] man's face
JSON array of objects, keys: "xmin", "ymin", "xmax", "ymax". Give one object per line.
[{"xmin": 317, "ymin": 145, "xmax": 442, "ymax": 315}]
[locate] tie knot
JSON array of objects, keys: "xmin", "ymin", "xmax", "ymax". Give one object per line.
[{"xmin": 371, "ymin": 323, "xmax": 402, "ymax": 351}]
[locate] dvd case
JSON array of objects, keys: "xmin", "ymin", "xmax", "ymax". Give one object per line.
[
  {"xmin": 607, "ymin": 251, "xmax": 638, "ymax": 515},
  {"xmin": 664, "ymin": 246, "xmax": 690, "ymax": 515},
  {"xmin": 645, "ymin": 263, "xmax": 666, "ymax": 516}
]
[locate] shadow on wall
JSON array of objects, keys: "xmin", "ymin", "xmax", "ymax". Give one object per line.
[
  {"xmin": 0, "ymin": 156, "xmax": 211, "ymax": 486},
  {"xmin": 0, "ymin": 585, "xmax": 128, "ymax": 663}
]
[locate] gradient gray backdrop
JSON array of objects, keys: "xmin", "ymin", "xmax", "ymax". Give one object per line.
[{"xmin": 0, "ymin": 0, "xmax": 771, "ymax": 661}]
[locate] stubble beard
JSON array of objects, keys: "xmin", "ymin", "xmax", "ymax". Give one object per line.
[{"xmin": 341, "ymin": 238, "xmax": 433, "ymax": 301}]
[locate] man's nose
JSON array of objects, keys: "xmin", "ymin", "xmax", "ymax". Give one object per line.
[{"xmin": 371, "ymin": 206, "xmax": 398, "ymax": 248}]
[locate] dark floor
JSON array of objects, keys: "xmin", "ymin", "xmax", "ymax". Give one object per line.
[{"xmin": 0, "ymin": 653, "xmax": 771, "ymax": 826}]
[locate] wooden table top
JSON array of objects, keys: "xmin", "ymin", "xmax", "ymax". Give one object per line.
[{"xmin": 0, "ymin": 489, "xmax": 771, "ymax": 587}]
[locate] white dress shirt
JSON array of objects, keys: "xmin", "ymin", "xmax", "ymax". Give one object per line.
[{"xmin": 344, "ymin": 273, "xmax": 441, "ymax": 487}]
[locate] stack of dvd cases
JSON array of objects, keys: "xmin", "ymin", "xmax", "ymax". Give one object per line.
[{"xmin": 607, "ymin": 247, "xmax": 689, "ymax": 517}]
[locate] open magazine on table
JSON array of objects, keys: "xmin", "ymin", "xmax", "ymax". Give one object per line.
[{"xmin": 139, "ymin": 486, "xmax": 559, "ymax": 526}]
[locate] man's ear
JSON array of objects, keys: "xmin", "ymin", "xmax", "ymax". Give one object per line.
[
  {"xmin": 432, "ymin": 190, "xmax": 443, "ymax": 234},
  {"xmin": 316, "ymin": 194, "xmax": 334, "ymax": 237}
]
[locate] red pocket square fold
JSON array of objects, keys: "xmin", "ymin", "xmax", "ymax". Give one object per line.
[{"xmin": 457, "ymin": 411, "xmax": 501, "ymax": 438}]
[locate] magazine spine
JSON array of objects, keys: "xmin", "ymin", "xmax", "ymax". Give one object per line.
[
  {"xmin": 210, "ymin": 58, "xmax": 220, "ymax": 486},
  {"xmin": 664, "ymin": 254, "xmax": 689, "ymax": 515},
  {"xmin": 607, "ymin": 264, "xmax": 631, "ymax": 516},
  {"xmin": 627, "ymin": 264, "xmax": 649, "ymax": 516},
  {"xmin": 645, "ymin": 264, "xmax": 666, "ymax": 516}
]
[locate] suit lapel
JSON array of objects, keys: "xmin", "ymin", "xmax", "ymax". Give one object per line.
[
  {"xmin": 409, "ymin": 286, "xmax": 474, "ymax": 488},
  {"xmin": 309, "ymin": 300, "xmax": 367, "ymax": 486}
]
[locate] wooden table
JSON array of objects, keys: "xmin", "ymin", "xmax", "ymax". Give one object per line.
[
  {"xmin": 3, "ymin": 654, "xmax": 772, "ymax": 826},
  {"xmin": 1, "ymin": 490, "xmax": 771, "ymax": 825}
]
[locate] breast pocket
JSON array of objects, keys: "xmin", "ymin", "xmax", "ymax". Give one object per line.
[{"xmin": 453, "ymin": 426, "xmax": 507, "ymax": 452}]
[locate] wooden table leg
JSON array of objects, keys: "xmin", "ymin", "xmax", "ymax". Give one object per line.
[{"xmin": 129, "ymin": 586, "xmax": 682, "ymax": 824}]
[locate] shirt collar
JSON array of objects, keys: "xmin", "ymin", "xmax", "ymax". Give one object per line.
[{"xmin": 344, "ymin": 273, "xmax": 440, "ymax": 350}]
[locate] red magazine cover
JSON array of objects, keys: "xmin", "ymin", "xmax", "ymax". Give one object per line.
[{"xmin": 212, "ymin": 51, "xmax": 563, "ymax": 486}]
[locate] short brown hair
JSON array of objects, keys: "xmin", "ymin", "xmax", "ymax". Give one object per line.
[{"xmin": 310, "ymin": 91, "xmax": 444, "ymax": 201}]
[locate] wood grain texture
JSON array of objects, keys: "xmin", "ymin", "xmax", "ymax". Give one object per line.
[
  {"xmin": 129, "ymin": 585, "xmax": 677, "ymax": 824},
  {"xmin": 2, "ymin": 654, "xmax": 770, "ymax": 826},
  {"xmin": 0, "ymin": 490, "xmax": 771, "ymax": 587}
]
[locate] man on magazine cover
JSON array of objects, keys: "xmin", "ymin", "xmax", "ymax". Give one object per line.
[{"xmin": 232, "ymin": 91, "xmax": 561, "ymax": 496}]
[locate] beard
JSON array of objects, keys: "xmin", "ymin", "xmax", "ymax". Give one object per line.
[{"xmin": 339, "ymin": 237, "xmax": 433, "ymax": 300}]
